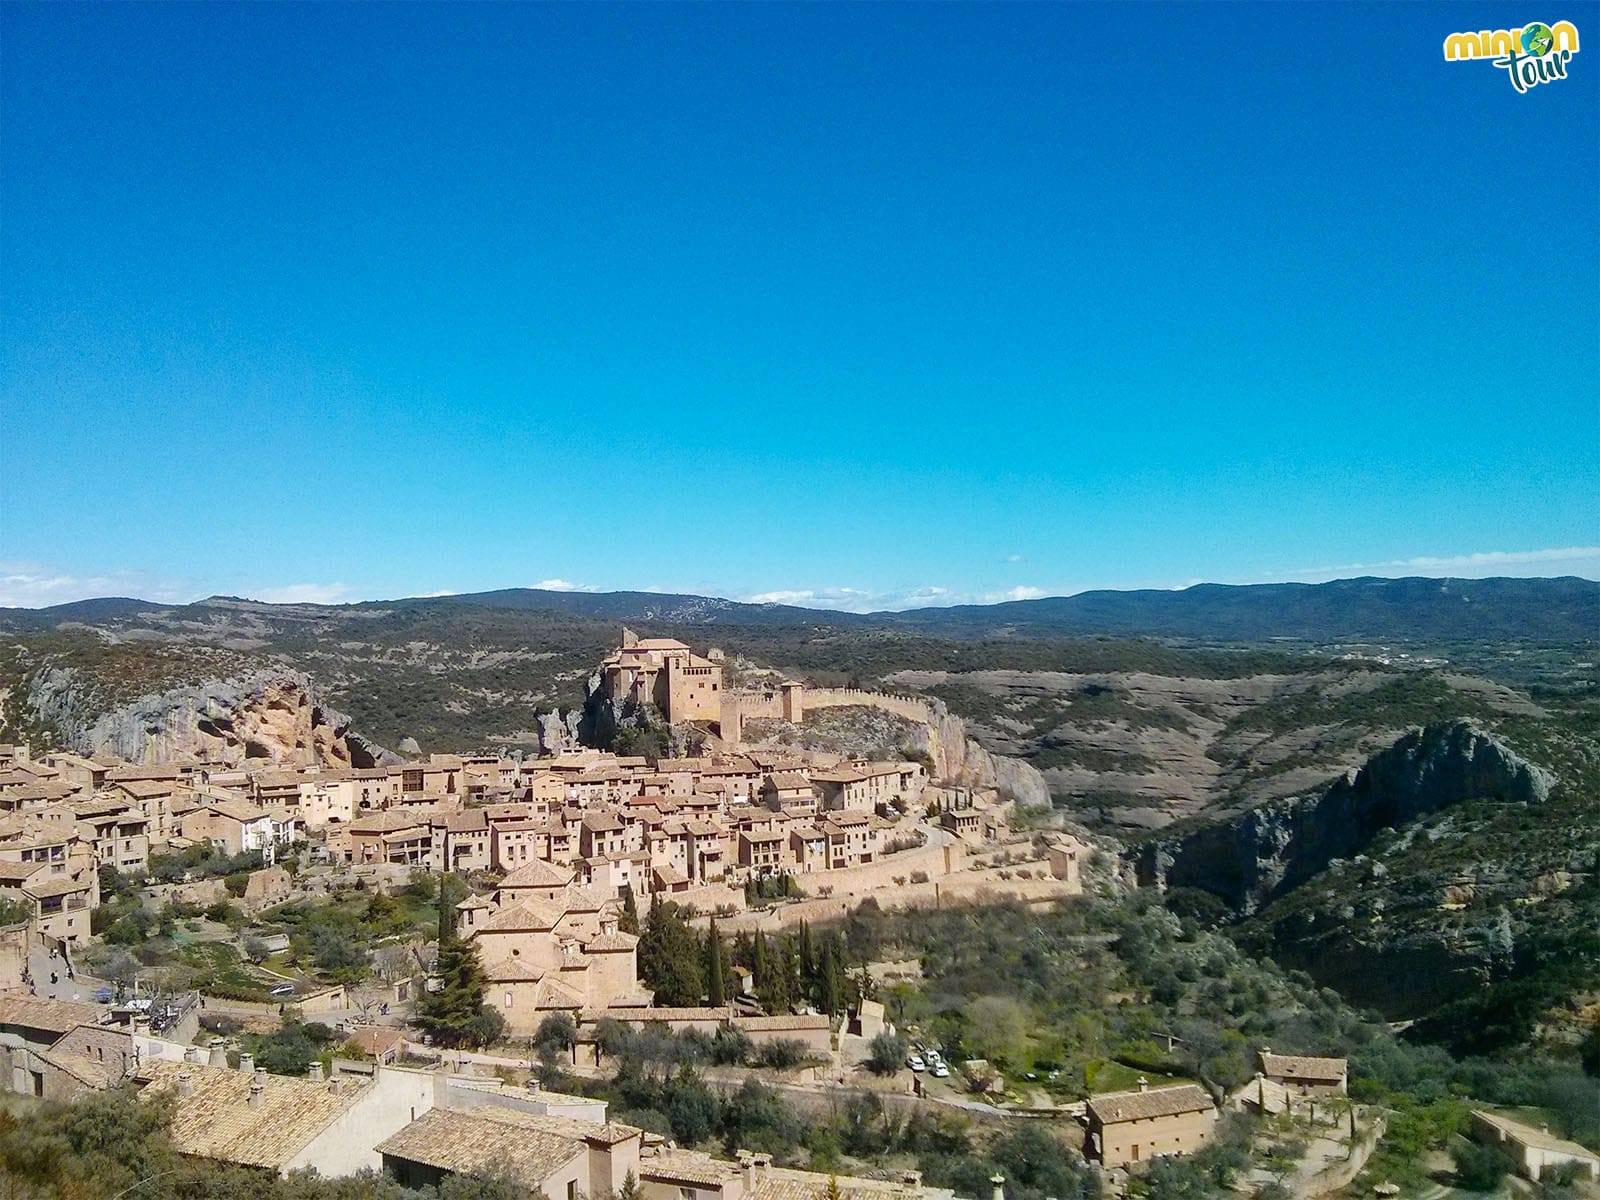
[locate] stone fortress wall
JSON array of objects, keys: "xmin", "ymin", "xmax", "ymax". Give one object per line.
[{"xmin": 720, "ymin": 684, "xmax": 933, "ymax": 746}]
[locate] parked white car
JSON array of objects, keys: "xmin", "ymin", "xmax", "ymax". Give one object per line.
[
  {"xmin": 932, "ymin": 1062, "xmax": 950, "ymax": 1078},
  {"xmin": 906, "ymin": 1054, "xmax": 926, "ymax": 1072}
]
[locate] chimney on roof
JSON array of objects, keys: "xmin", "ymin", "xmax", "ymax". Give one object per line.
[
  {"xmin": 238, "ymin": 1052, "xmax": 255, "ymax": 1074},
  {"xmin": 737, "ymin": 1151, "xmax": 770, "ymax": 1191},
  {"xmin": 208, "ymin": 1044, "xmax": 228, "ymax": 1068},
  {"xmin": 307, "ymin": 1061, "xmax": 324, "ymax": 1082},
  {"xmin": 900, "ymin": 1170, "xmax": 923, "ymax": 1192},
  {"xmin": 1138, "ymin": 1076, "xmax": 1149, "ymax": 1092},
  {"xmin": 176, "ymin": 1071, "xmax": 194, "ymax": 1098},
  {"xmin": 990, "ymin": 1174, "xmax": 1006, "ymax": 1200},
  {"xmin": 248, "ymin": 1070, "xmax": 266, "ymax": 1110}
]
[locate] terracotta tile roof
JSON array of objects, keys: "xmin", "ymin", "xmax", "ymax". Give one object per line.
[
  {"xmin": 24, "ymin": 875, "xmax": 92, "ymax": 899},
  {"xmin": 376, "ymin": 1107, "xmax": 586, "ymax": 1186},
  {"xmin": 812, "ymin": 769, "xmax": 867, "ymax": 784},
  {"xmin": 564, "ymin": 884, "xmax": 617, "ymax": 912},
  {"xmin": 483, "ymin": 1109, "xmax": 641, "ymax": 1146},
  {"xmin": 582, "ymin": 930, "xmax": 639, "ymax": 952},
  {"xmin": 761, "ymin": 774, "xmax": 812, "ymax": 793},
  {"xmin": 1088, "ymin": 1083, "xmax": 1213, "ymax": 1124},
  {"xmin": 1259, "ymin": 1052, "xmax": 1347, "ymax": 1081},
  {"xmin": 498, "ymin": 859, "xmax": 575, "ymax": 888},
  {"xmin": 478, "ymin": 899, "xmax": 567, "ymax": 932},
  {"xmin": 734, "ymin": 1014, "xmax": 830, "ymax": 1033},
  {"xmin": 39, "ymin": 1050, "xmax": 113, "ymax": 1088},
  {"xmin": 642, "ymin": 1148, "xmax": 742, "ymax": 1188},
  {"xmin": 581, "ymin": 1005, "xmax": 730, "ymax": 1023},
  {"xmin": 1472, "ymin": 1110, "xmax": 1600, "ymax": 1159},
  {"xmin": 112, "ymin": 780, "xmax": 172, "ymax": 798},
  {"xmin": 482, "ymin": 956, "xmax": 546, "ymax": 983},
  {"xmin": 536, "ymin": 978, "xmax": 588, "ymax": 1010},
  {"xmin": 752, "ymin": 1166, "xmax": 922, "ymax": 1200},
  {"xmin": 349, "ymin": 811, "xmax": 430, "ymax": 834},
  {"xmin": 0, "ymin": 994, "xmax": 105, "ymax": 1035},
  {"xmin": 135, "ymin": 1060, "xmax": 367, "ymax": 1170}
]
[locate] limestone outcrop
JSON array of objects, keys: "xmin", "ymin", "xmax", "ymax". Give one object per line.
[
  {"xmin": 1134, "ymin": 721, "xmax": 1553, "ymax": 912},
  {"xmin": 917, "ymin": 696, "xmax": 1053, "ymax": 809},
  {"xmin": 18, "ymin": 667, "xmax": 397, "ymax": 768}
]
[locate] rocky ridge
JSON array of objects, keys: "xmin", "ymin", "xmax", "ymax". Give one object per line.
[
  {"xmin": 1134, "ymin": 721, "xmax": 1553, "ymax": 912},
  {"xmin": 13, "ymin": 666, "xmax": 397, "ymax": 768}
]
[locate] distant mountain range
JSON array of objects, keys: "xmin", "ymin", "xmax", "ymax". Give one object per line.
[{"xmin": 3, "ymin": 575, "xmax": 1595, "ymax": 646}]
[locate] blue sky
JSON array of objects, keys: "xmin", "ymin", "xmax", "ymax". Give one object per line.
[{"xmin": 2, "ymin": 2, "xmax": 1596, "ymax": 611}]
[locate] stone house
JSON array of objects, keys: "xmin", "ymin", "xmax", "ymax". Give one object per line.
[
  {"xmin": 760, "ymin": 773, "xmax": 817, "ymax": 810},
  {"xmin": 133, "ymin": 1058, "xmax": 438, "ymax": 1177},
  {"xmin": 1085, "ymin": 1080, "xmax": 1217, "ymax": 1167},
  {"xmin": 378, "ymin": 1106, "xmax": 642, "ymax": 1199},
  {"xmin": 1470, "ymin": 1110, "xmax": 1600, "ymax": 1182},
  {"xmin": 439, "ymin": 810, "xmax": 491, "ymax": 873},
  {"xmin": 1258, "ymin": 1050, "xmax": 1347, "ymax": 1096},
  {"xmin": 178, "ymin": 800, "xmax": 280, "ymax": 864},
  {"xmin": 816, "ymin": 812, "xmax": 879, "ymax": 868},
  {"xmin": 738, "ymin": 829, "xmax": 788, "ymax": 877},
  {"xmin": 1045, "ymin": 834, "xmax": 1088, "ymax": 891},
  {"xmin": 109, "ymin": 779, "xmax": 177, "ymax": 842}
]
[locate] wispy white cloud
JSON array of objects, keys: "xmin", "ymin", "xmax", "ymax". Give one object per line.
[
  {"xmin": 533, "ymin": 578, "xmax": 600, "ymax": 593},
  {"xmin": 251, "ymin": 583, "xmax": 351, "ymax": 605},
  {"xmin": 1000, "ymin": 585, "xmax": 1046, "ymax": 601},
  {"xmin": 1004, "ymin": 554, "xmax": 1026, "ymax": 564},
  {"xmin": 0, "ymin": 563, "xmax": 196, "ymax": 608}
]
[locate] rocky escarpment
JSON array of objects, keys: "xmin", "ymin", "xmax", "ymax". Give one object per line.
[
  {"xmin": 919, "ymin": 695, "xmax": 1052, "ymax": 809},
  {"xmin": 1135, "ymin": 721, "xmax": 1553, "ymax": 913},
  {"xmin": 17, "ymin": 667, "xmax": 398, "ymax": 768}
]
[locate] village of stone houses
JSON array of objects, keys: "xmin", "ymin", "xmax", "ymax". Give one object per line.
[{"xmin": 0, "ymin": 631, "xmax": 1592, "ymax": 1199}]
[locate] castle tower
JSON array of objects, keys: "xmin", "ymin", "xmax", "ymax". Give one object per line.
[
  {"xmin": 720, "ymin": 696, "xmax": 743, "ymax": 746},
  {"xmin": 781, "ymin": 681, "xmax": 805, "ymax": 724}
]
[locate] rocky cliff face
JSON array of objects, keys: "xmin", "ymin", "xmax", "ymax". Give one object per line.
[
  {"xmin": 918, "ymin": 697, "xmax": 1053, "ymax": 809},
  {"xmin": 1135, "ymin": 721, "xmax": 1553, "ymax": 912},
  {"xmin": 18, "ymin": 667, "xmax": 397, "ymax": 768}
]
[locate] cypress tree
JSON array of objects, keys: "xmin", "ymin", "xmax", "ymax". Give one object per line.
[
  {"xmin": 799, "ymin": 920, "xmax": 815, "ymax": 999},
  {"xmin": 619, "ymin": 884, "xmax": 640, "ymax": 935},
  {"xmin": 707, "ymin": 919, "xmax": 726, "ymax": 1007},
  {"xmin": 819, "ymin": 939, "xmax": 840, "ymax": 1016},
  {"xmin": 437, "ymin": 871, "xmax": 459, "ymax": 941}
]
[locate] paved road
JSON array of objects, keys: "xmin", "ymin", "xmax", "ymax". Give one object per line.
[
  {"xmin": 27, "ymin": 941, "xmax": 105, "ymax": 1003},
  {"xmin": 406, "ymin": 1041, "xmax": 1033, "ymax": 1121}
]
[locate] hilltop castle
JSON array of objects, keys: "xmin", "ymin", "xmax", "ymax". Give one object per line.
[{"xmin": 596, "ymin": 629, "xmax": 804, "ymax": 743}]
